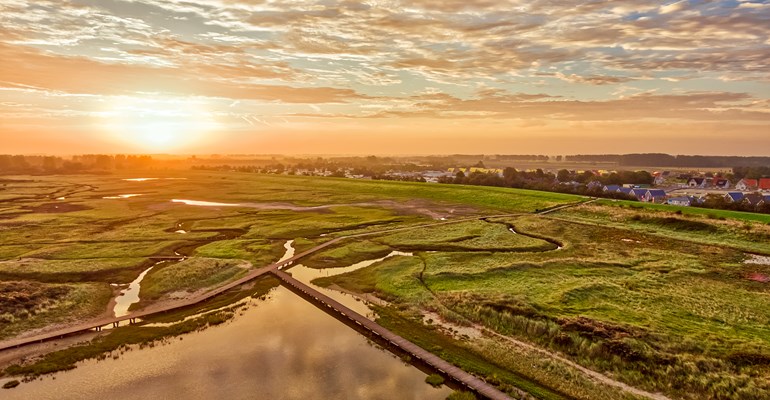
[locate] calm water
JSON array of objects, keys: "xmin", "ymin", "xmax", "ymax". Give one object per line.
[
  {"xmin": 4, "ymin": 286, "xmax": 450, "ymax": 400},
  {"xmin": 113, "ymin": 263, "xmax": 157, "ymax": 318},
  {"xmin": 288, "ymin": 250, "xmax": 412, "ymax": 317}
]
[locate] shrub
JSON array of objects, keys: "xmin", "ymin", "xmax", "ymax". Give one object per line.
[
  {"xmin": 425, "ymin": 373, "xmax": 445, "ymax": 387},
  {"xmin": 3, "ymin": 380, "xmax": 20, "ymax": 389},
  {"xmin": 447, "ymin": 391, "xmax": 477, "ymax": 400}
]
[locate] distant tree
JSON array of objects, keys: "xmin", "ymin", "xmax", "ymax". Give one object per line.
[{"xmin": 503, "ymin": 167, "xmax": 518, "ymax": 180}]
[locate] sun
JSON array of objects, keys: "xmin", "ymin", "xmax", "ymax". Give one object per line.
[{"xmin": 99, "ymin": 96, "xmax": 219, "ymax": 152}]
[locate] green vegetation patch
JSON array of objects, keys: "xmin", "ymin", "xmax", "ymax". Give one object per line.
[
  {"xmin": 596, "ymin": 199, "xmax": 770, "ymax": 224},
  {"xmin": 374, "ymin": 220, "xmax": 555, "ymax": 252},
  {"xmin": 138, "ymin": 257, "xmax": 251, "ymax": 302},
  {"xmin": 244, "ymin": 206, "xmax": 420, "ymax": 239},
  {"xmin": 194, "ymin": 239, "xmax": 284, "ymax": 265},
  {"xmin": 22, "ymin": 240, "xmax": 187, "ymax": 260},
  {"xmin": 0, "ymin": 280, "xmax": 111, "ymax": 340},
  {"xmin": 303, "ymin": 240, "xmax": 392, "ymax": 269},
  {"xmin": 425, "ymin": 373, "xmax": 445, "ymax": 387},
  {"xmin": 0, "ymin": 258, "xmax": 150, "ymax": 283}
]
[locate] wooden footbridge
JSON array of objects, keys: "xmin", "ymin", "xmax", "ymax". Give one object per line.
[{"xmin": 273, "ymin": 269, "xmax": 513, "ymax": 400}]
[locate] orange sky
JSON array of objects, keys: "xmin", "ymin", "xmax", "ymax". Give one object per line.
[{"xmin": 1, "ymin": 0, "xmax": 769, "ymax": 155}]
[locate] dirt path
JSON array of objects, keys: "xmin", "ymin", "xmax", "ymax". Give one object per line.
[{"xmin": 482, "ymin": 328, "xmax": 672, "ymax": 400}]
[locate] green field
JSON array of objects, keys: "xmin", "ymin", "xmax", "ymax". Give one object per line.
[
  {"xmin": 314, "ymin": 211, "xmax": 770, "ymax": 400},
  {"xmin": 1, "ymin": 171, "xmax": 768, "ymax": 400}
]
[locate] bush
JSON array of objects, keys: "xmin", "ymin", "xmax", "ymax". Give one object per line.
[
  {"xmin": 447, "ymin": 391, "xmax": 477, "ymax": 400},
  {"xmin": 425, "ymin": 373, "xmax": 445, "ymax": 387},
  {"xmin": 3, "ymin": 380, "xmax": 20, "ymax": 389}
]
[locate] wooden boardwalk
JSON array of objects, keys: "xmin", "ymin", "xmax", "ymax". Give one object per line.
[
  {"xmin": 0, "ymin": 237, "xmax": 345, "ymax": 352},
  {"xmin": 273, "ymin": 269, "xmax": 513, "ymax": 400}
]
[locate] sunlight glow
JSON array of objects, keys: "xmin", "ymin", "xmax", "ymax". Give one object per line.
[{"xmin": 98, "ymin": 96, "xmax": 220, "ymax": 151}]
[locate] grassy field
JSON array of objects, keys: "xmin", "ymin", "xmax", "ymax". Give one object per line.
[
  {"xmin": 2, "ymin": 171, "xmax": 769, "ymax": 399},
  {"xmin": 314, "ymin": 210, "xmax": 770, "ymax": 400},
  {"xmin": 596, "ymin": 199, "xmax": 770, "ymax": 224}
]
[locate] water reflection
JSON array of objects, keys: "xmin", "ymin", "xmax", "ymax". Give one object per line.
[
  {"xmin": 171, "ymin": 199, "xmax": 242, "ymax": 207},
  {"xmin": 113, "ymin": 263, "xmax": 159, "ymax": 318},
  {"xmin": 288, "ymin": 248, "xmax": 412, "ymax": 318},
  {"xmin": 4, "ymin": 287, "xmax": 451, "ymax": 400},
  {"xmin": 103, "ymin": 194, "xmax": 143, "ymax": 199}
]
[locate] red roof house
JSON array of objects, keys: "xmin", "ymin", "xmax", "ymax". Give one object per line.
[
  {"xmin": 760, "ymin": 178, "xmax": 770, "ymax": 190},
  {"xmin": 736, "ymin": 178, "xmax": 759, "ymax": 191}
]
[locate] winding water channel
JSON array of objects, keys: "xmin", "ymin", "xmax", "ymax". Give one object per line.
[{"xmin": 3, "ymin": 242, "xmax": 450, "ymax": 400}]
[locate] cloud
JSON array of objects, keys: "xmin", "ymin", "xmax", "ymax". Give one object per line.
[{"xmin": 0, "ymin": 0, "xmax": 767, "ymax": 148}]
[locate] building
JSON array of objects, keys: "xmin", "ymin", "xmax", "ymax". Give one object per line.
[
  {"xmin": 587, "ymin": 181, "xmax": 603, "ymax": 190},
  {"xmin": 603, "ymin": 185, "xmax": 621, "ymax": 192},
  {"xmin": 630, "ymin": 188, "xmax": 648, "ymax": 201},
  {"xmin": 735, "ymin": 179, "xmax": 758, "ymax": 191},
  {"xmin": 667, "ymin": 196, "xmax": 693, "ymax": 206},
  {"xmin": 761, "ymin": 178, "xmax": 770, "ymax": 191},
  {"xmin": 643, "ymin": 189, "xmax": 668, "ymax": 203},
  {"xmin": 688, "ymin": 178, "xmax": 708, "ymax": 188},
  {"xmin": 725, "ymin": 192, "xmax": 745, "ymax": 203},
  {"xmin": 712, "ymin": 178, "xmax": 731, "ymax": 189},
  {"xmin": 743, "ymin": 193, "xmax": 765, "ymax": 207}
]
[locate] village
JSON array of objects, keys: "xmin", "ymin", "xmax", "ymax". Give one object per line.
[{"xmin": 189, "ymin": 161, "xmax": 770, "ymax": 214}]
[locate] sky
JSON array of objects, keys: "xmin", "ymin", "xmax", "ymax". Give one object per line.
[{"xmin": 0, "ymin": 0, "xmax": 769, "ymax": 155}]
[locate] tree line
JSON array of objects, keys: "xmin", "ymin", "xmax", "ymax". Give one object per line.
[
  {"xmin": 566, "ymin": 153, "xmax": 770, "ymax": 168},
  {"xmin": 0, "ymin": 155, "xmax": 154, "ymax": 174}
]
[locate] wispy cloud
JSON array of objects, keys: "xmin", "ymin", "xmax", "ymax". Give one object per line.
[{"xmin": 0, "ymin": 0, "xmax": 768, "ymax": 153}]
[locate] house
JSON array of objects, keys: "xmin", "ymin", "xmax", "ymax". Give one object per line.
[
  {"xmin": 743, "ymin": 193, "xmax": 765, "ymax": 207},
  {"xmin": 587, "ymin": 181, "xmax": 604, "ymax": 190},
  {"xmin": 712, "ymin": 178, "xmax": 731, "ymax": 189},
  {"xmin": 603, "ymin": 185, "xmax": 621, "ymax": 192},
  {"xmin": 724, "ymin": 192, "xmax": 745, "ymax": 203},
  {"xmin": 761, "ymin": 178, "xmax": 770, "ymax": 191},
  {"xmin": 630, "ymin": 188, "xmax": 648, "ymax": 201},
  {"xmin": 654, "ymin": 175, "xmax": 666, "ymax": 185},
  {"xmin": 618, "ymin": 187, "xmax": 634, "ymax": 197},
  {"xmin": 667, "ymin": 196, "xmax": 693, "ymax": 207},
  {"xmin": 735, "ymin": 179, "xmax": 758, "ymax": 191},
  {"xmin": 643, "ymin": 189, "xmax": 668, "ymax": 203},
  {"xmin": 688, "ymin": 178, "xmax": 708, "ymax": 188}
]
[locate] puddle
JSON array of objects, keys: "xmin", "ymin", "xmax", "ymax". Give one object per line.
[
  {"xmin": 123, "ymin": 178, "xmax": 187, "ymax": 182},
  {"xmin": 103, "ymin": 194, "xmax": 143, "ymax": 199},
  {"xmin": 171, "ymin": 199, "xmax": 242, "ymax": 207}
]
